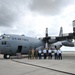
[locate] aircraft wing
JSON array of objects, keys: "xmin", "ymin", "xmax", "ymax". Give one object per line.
[
  {"xmin": 43, "ymin": 32, "xmax": 75, "ymax": 44},
  {"xmin": 56, "ymin": 33, "xmax": 75, "ymax": 41}
]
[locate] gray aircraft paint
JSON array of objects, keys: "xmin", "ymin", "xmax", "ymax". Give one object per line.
[{"xmin": 0, "ymin": 34, "xmax": 44, "ymax": 55}]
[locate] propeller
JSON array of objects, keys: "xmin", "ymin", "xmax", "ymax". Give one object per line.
[
  {"xmin": 74, "ymin": 40, "xmax": 75, "ymax": 46},
  {"xmin": 45, "ymin": 28, "xmax": 48, "ymax": 48},
  {"xmin": 44, "ymin": 28, "xmax": 51, "ymax": 49},
  {"xmin": 73, "ymin": 20, "xmax": 75, "ymax": 46}
]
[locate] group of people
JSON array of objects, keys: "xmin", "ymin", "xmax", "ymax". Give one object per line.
[
  {"xmin": 28, "ymin": 48, "xmax": 62, "ymax": 60},
  {"xmin": 54, "ymin": 48, "xmax": 62, "ymax": 60}
]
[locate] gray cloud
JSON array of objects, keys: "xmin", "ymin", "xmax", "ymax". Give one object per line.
[
  {"xmin": 0, "ymin": 0, "xmax": 29, "ymax": 27},
  {"xmin": 0, "ymin": 0, "xmax": 74, "ymax": 36},
  {"xmin": 29, "ymin": 0, "xmax": 75, "ymax": 15},
  {"xmin": 0, "ymin": 0, "xmax": 16, "ymax": 26},
  {"xmin": 0, "ymin": 5, "xmax": 15, "ymax": 26},
  {"xmin": 0, "ymin": 0, "xmax": 74, "ymax": 27}
]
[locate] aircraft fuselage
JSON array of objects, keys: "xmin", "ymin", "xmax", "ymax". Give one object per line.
[{"xmin": 0, "ymin": 34, "xmax": 44, "ymax": 56}]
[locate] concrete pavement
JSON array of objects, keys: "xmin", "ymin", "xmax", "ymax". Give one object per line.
[{"xmin": 0, "ymin": 51, "xmax": 75, "ymax": 75}]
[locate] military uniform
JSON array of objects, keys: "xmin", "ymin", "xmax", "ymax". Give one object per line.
[
  {"xmin": 48, "ymin": 49, "xmax": 52, "ymax": 59},
  {"xmin": 54, "ymin": 49, "xmax": 57, "ymax": 59},
  {"xmin": 59, "ymin": 50, "xmax": 62, "ymax": 60},
  {"xmin": 43, "ymin": 49, "xmax": 47, "ymax": 59},
  {"xmin": 31, "ymin": 49, "xmax": 34, "ymax": 59},
  {"xmin": 34, "ymin": 50, "xmax": 38, "ymax": 59},
  {"xmin": 28, "ymin": 50, "xmax": 32, "ymax": 59},
  {"xmin": 38, "ymin": 50, "xmax": 42, "ymax": 59}
]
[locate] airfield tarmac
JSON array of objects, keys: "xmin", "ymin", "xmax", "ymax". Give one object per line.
[{"xmin": 0, "ymin": 51, "xmax": 75, "ymax": 75}]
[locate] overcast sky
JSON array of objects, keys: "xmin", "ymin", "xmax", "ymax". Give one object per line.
[{"xmin": 0, "ymin": 0, "xmax": 75, "ymax": 51}]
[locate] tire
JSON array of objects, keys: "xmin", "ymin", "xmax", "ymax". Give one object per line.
[{"xmin": 4, "ymin": 54, "xmax": 10, "ymax": 59}]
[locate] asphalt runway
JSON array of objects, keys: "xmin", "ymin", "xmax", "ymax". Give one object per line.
[{"xmin": 0, "ymin": 51, "xmax": 75, "ymax": 75}]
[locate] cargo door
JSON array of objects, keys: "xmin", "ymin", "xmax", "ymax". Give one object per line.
[{"xmin": 16, "ymin": 46, "xmax": 22, "ymax": 53}]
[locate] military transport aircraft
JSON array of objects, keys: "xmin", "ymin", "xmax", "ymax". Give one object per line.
[{"xmin": 0, "ymin": 20, "xmax": 75, "ymax": 59}]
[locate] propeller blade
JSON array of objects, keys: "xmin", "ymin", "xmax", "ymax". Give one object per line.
[
  {"xmin": 46, "ymin": 28, "xmax": 48, "ymax": 37},
  {"xmin": 45, "ymin": 28, "xmax": 48, "ymax": 49},
  {"xmin": 73, "ymin": 20, "xmax": 75, "ymax": 33},
  {"xmin": 74, "ymin": 39, "xmax": 75, "ymax": 47}
]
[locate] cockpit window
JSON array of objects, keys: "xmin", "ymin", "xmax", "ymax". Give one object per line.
[
  {"xmin": 2, "ymin": 41, "xmax": 6, "ymax": 45},
  {"xmin": 1, "ymin": 35, "xmax": 10, "ymax": 39}
]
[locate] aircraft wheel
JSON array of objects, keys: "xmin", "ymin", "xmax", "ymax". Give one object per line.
[{"xmin": 4, "ymin": 54, "xmax": 10, "ymax": 59}]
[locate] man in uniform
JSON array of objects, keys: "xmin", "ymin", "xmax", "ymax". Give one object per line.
[
  {"xmin": 54, "ymin": 48, "xmax": 57, "ymax": 59},
  {"xmin": 31, "ymin": 48, "xmax": 35, "ymax": 59},
  {"xmin": 43, "ymin": 48, "xmax": 47, "ymax": 59},
  {"xmin": 38, "ymin": 49, "xmax": 42, "ymax": 59},
  {"xmin": 34, "ymin": 49, "xmax": 38, "ymax": 59},
  {"xmin": 59, "ymin": 49, "xmax": 62, "ymax": 60},
  {"xmin": 48, "ymin": 48, "xmax": 52, "ymax": 59},
  {"xmin": 28, "ymin": 49, "xmax": 32, "ymax": 59},
  {"xmin": 57, "ymin": 49, "xmax": 60, "ymax": 59}
]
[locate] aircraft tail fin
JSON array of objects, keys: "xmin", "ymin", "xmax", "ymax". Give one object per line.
[{"xmin": 59, "ymin": 27, "xmax": 63, "ymax": 36}]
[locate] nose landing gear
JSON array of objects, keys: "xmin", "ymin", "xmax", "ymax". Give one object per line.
[{"xmin": 3, "ymin": 54, "xmax": 10, "ymax": 59}]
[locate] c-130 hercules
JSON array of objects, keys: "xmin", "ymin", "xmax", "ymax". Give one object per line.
[{"xmin": 0, "ymin": 20, "xmax": 75, "ymax": 59}]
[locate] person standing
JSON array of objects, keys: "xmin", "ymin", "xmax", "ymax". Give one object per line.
[
  {"xmin": 59, "ymin": 49, "xmax": 62, "ymax": 60},
  {"xmin": 38, "ymin": 49, "xmax": 42, "ymax": 59},
  {"xmin": 34, "ymin": 49, "xmax": 38, "ymax": 59},
  {"xmin": 28, "ymin": 49, "xmax": 32, "ymax": 59},
  {"xmin": 31, "ymin": 48, "xmax": 35, "ymax": 59},
  {"xmin": 43, "ymin": 48, "xmax": 47, "ymax": 59},
  {"xmin": 48, "ymin": 48, "xmax": 52, "ymax": 59},
  {"xmin": 54, "ymin": 49, "xmax": 57, "ymax": 60},
  {"xmin": 57, "ymin": 49, "xmax": 60, "ymax": 59}
]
